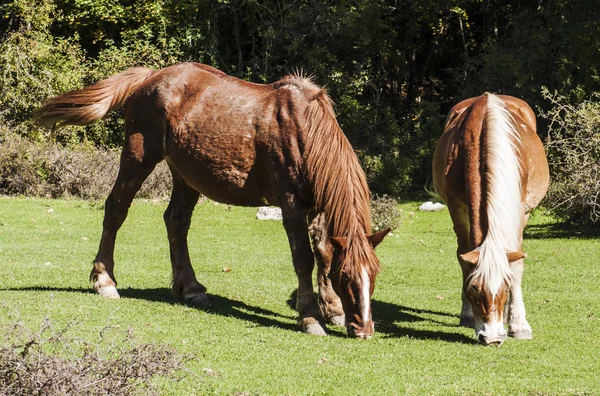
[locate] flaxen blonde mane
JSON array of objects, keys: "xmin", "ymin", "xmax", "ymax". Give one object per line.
[{"xmin": 301, "ymin": 86, "xmax": 379, "ymax": 277}]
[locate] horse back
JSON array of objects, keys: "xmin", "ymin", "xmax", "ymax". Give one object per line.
[
  {"xmin": 124, "ymin": 63, "xmax": 318, "ymax": 207},
  {"xmin": 433, "ymin": 94, "xmax": 549, "ymax": 248}
]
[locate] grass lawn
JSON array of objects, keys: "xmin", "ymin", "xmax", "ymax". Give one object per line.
[{"xmin": 0, "ymin": 196, "xmax": 599, "ymax": 395}]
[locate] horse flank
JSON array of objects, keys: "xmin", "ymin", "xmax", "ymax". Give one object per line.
[
  {"xmin": 468, "ymin": 93, "xmax": 524, "ymax": 295},
  {"xmin": 302, "ymin": 91, "xmax": 379, "ymax": 277}
]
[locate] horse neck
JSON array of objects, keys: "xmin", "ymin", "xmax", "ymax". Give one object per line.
[
  {"xmin": 482, "ymin": 94, "xmax": 524, "ymax": 251},
  {"xmin": 303, "ymin": 96, "xmax": 378, "ymax": 276},
  {"xmin": 470, "ymin": 94, "xmax": 524, "ymax": 294}
]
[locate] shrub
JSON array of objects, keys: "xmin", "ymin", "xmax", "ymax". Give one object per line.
[
  {"xmin": 370, "ymin": 195, "xmax": 402, "ymax": 232},
  {"xmin": 539, "ymin": 88, "xmax": 600, "ymax": 225},
  {"xmin": 0, "ymin": 128, "xmax": 172, "ymax": 200}
]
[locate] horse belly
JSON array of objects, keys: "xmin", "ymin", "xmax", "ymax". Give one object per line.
[
  {"xmin": 166, "ymin": 124, "xmax": 277, "ymax": 206},
  {"xmin": 171, "ymin": 156, "xmax": 273, "ymax": 206}
]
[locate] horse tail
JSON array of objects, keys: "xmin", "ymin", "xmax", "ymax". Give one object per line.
[
  {"xmin": 482, "ymin": 93, "xmax": 524, "ymax": 251},
  {"xmin": 36, "ymin": 67, "xmax": 154, "ymax": 126}
]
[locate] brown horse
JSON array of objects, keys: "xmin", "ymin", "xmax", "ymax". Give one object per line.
[
  {"xmin": 432, "ymin": 93, "xmax": 549, "ymax": 346},
  {"xmin": 36, "ymin": 62, "xmax": 389, "ymax": 338}
]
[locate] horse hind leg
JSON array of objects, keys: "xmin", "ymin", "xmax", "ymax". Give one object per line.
[
  {"xmin": 91, "ymin": 136, "xmax": 161, "ymax": 298},
  {"xmin": 163, "ymin": 172, "xmax": 209, "ymax": 306}
]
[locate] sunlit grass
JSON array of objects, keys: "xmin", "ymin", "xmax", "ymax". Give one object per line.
[{"xmin": 1, "ymin": 196, "xmax": 598, "ymax": 395}]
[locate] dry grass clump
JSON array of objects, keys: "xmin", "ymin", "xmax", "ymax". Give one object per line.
[
  {"xmin": 0, "ymin": 127, "xmax": 172, "ymax": 200},
  {"xmin": 0, "ymin": 315, "xmax": 189, "ymax": 396}
]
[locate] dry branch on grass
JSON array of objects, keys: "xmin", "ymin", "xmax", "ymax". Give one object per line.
[{"xmin": 0, "ymin": 313, "xmax": 192, "ymax": 396}]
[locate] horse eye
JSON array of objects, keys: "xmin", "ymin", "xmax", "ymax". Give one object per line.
[{"xmin": 470, "ymin": 284, "xmax": 479, "ymax": 292}]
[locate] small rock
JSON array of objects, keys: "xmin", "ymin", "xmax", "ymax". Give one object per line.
[
  {"xmin": 256, "ymin": 207, "xmax": 283, "ymax": 220},
  {"xmin": 418, "ymin": 201, "xmax": 445, "ymax": 211}
]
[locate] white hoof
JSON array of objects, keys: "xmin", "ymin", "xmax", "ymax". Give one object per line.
[
  {"xmin": 96, "ymin": 285, "xmax": 120, "ymax": 299},
  {"xmin": 329, "ymin": 315, "xmax": 346, "ymax": 327},
  {"xmin": 305, "ymin": 323, "xmax": 327, "ymax": 336},
  {"xmin": 184, "ymin": 293, "xmax": 212, "ymax": 307},
  {"xmin": 509, "ymin": 327, "xmax": 533, "ymax": 340},
  {"xmin": 93, "ymin": 272, "xmax": 119, "ymax": 298}
]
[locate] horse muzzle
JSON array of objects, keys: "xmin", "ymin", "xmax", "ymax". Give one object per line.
[
  {"xmin": 347, "ymin": 321, "xmax": 374, "ymax": 339},
  {"xmin": 476, "ymin": 323, "xmax": 507, "ymax": 346}
]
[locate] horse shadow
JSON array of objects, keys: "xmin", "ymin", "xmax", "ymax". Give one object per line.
[
  {"xmin": 4, "ymin": 286, "xmax": 475, "ymax": 343},
  {"xmin": 524, "ymin": 222, "xmax": 600, "ymax": 239},
  {"xmin": 286, "ymin": 289, "xmax": 476, "ymax": 344}
]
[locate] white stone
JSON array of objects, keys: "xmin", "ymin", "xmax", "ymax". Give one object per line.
[
  {"xmin": 419, "ymin": 201, "xmax": 445, "ymax": 212},
  {"xmin": 256, "ymin": 206, "xmax": 283, "ymax": 220}
]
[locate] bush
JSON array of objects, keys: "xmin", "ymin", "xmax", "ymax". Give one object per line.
[
  {"xmin": 370, "ymin": 195, "xmax": 402, "ymax": 232},
  {"xmin": 0, "ymin": 128, "xmax": 172, "ymax": 200},
  {"xmin": 540, "ymin": 88, "xmax": 600, "ymax": 225}
]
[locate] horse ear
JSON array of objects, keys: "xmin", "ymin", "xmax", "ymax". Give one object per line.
[
  {"xmin": 330, "ymin": 236, "xmax": 348, "ymax": 250},
  {"xmin": 460, "ymin": 250, "xmax": 480, "ymax": 265},
  {"xmin": 369, "ymin": 228, "xmax": 391, "ymax": 248},
  {"xmin": 507, "ymin": 251, "xmax": 527, "ymax": 263}
]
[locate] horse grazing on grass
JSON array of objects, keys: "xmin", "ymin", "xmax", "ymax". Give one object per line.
[
  {"xmin": 432, "ymin": 93, "xmax": 549, "ymax": 346},
  {"xmin": 36, "ymin": 63, "xmax": 389, "ymax": 339}
]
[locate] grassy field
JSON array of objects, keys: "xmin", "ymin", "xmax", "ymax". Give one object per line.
[{"xmin": 1, "ymin": 196, "xmax": 599, "ymax": 395}]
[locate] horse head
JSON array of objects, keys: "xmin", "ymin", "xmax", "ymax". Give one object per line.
[
  {"xmin": 327, "ymin": 229, "xmax": 390, "ymax": 339},
  {"xmin": 460, "ymin": 248, "xmax": 527, "ymax": 346}
]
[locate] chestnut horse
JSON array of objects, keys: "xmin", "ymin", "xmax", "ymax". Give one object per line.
[
  {"xmin": 36, "ymin": 63, "xmax": 389, "ymax": 338},
  {"xmin": 432, "ymin": 93, "xmax": 549, "ymax": 346}
]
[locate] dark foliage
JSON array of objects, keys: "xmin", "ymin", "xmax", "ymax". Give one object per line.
[{"xmin": 1, "ymin": 0, "xmax": 599, "ymax": 203}]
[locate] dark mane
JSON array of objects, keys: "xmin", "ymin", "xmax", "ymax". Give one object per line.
[{"xmin": 302, "ymin": 88, "xmax": 379, "ymax": 277}]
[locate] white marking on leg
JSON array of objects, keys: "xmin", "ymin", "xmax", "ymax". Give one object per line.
[{"xmin": 361, "ymin": 267, "xmax": 371, "ymax": 325}]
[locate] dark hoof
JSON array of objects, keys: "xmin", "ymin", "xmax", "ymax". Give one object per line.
[
  {"xmin": 184, "ymin": 292, "xmax": 212, "ymax": 307},
  {"xmin": 305, "ymin": 323, "xmax": 327, "ymax": 336},
  {"xmin": 329, "ymin": 315, "xmax": 346, "ymax": 327},
  {"xmin": 300, "ymin": 318, "xmax": 327, "ymax": 336}
]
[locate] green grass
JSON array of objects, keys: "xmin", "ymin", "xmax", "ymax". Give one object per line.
[{"xmin": 1, "ymin": 196, "xmax": 599, "ymax": 395}]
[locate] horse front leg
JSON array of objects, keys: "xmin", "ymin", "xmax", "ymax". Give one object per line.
[
  {"xmin": 164, "ymin": 174, "xmax": 209, "ymax": 306},
  {"xmin": 507, "ymin": 257, "xmax": 533, "ymax": 339},
  {"xmin": 309, "ymin": 212, "xmax": 345, "ymax": 327},
  {"xmin": 282, "ymin": 196, "xmax": 327, "ymax": 335}
]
